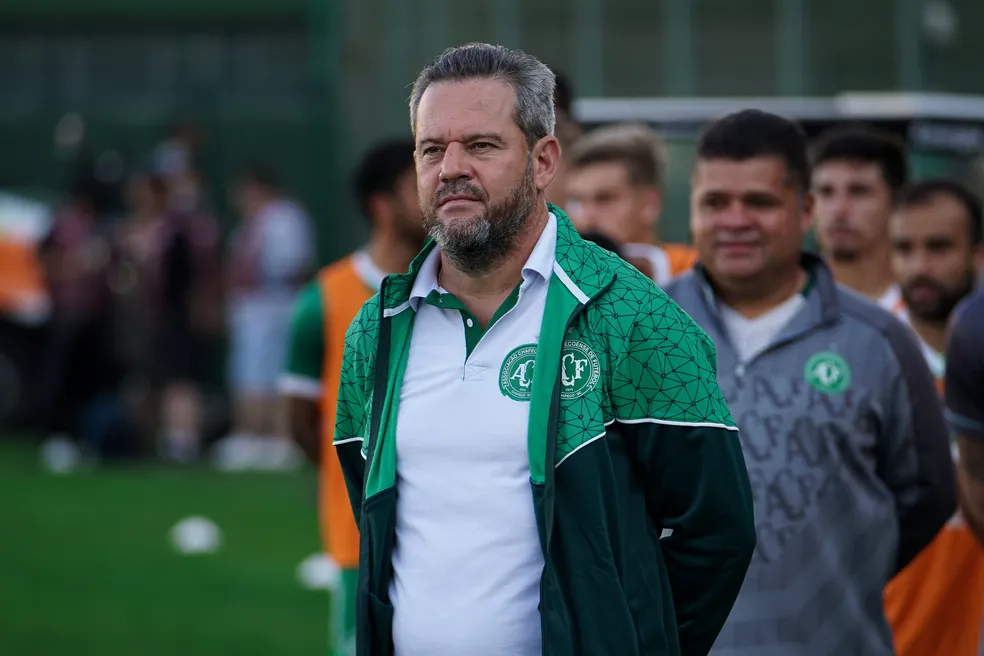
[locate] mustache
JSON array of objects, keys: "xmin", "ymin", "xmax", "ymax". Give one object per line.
[
  {"xmin": 435, "ymin": 181, "xmax": 487, "ymax": 205},
  {"xmin": 903, "ymin": 276, "xmax": 945, "ymax": 293}
]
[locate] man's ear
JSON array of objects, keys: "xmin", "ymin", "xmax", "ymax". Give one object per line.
[{"xmin": 532, "ymin": 135, "xmax": 562, "ymax": 194}]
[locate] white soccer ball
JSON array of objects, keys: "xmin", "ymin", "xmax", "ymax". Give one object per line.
[
  {"xmin": 169, "ymin": 516, "xmax": 222, "ymax": 555},
  {"xmin": 296, "ymin": 553, "xmax": 341, "ymax": 590},
  {"xmin": 39, "ymin": 435, "xmax": 80, "ymax": 475}
]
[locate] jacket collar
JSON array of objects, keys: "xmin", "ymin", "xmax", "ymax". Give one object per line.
[
  {"xmin": 691, "ymin": 252, "xmax": 841, "ymax": 327},
  {"xmin": 380, "ymin": 203, "xmax": 616, "ymax": 312}
]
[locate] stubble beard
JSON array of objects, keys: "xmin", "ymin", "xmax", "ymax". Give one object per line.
[
  {"xmin": 423, "ymin": 158, "xmax": 537, "ymax": 276},
  {"xmin": 905, "ymin": 269, "xmax": 977, "ymax": 323}
]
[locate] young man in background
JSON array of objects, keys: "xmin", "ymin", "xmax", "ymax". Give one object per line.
[
  {"xmin": 278, "ymin": 139, "xmax": 424, "ymax": 656},
  {"xmin": 884, "ymin": 179, "xmax": 984, "ymax": 656},
  {"xmin": 811, "ymin": 126, "xmax": 908, "ymax": 311},
  {"xmin": 564, "ymin": 122, "xmax": 697, "ymax": 285}
]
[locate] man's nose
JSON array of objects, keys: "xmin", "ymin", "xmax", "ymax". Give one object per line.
[{"xmin": 440, "ymin": 142, "xmax": 472, "ymax": 182}]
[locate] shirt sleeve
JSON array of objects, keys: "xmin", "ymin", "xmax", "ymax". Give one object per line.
[
  {"xmin": 945, "ymin": 293, "xmax": 984, "ymax": 441},
  {"xmin": 612, "ymin": 288, "xmax": 755, "ymax": 656},
  {"xmin": 278, "ymin": 281, "xmax": 325, "ymax": 399}
]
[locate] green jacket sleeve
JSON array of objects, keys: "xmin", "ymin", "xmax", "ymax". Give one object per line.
[
  {"xmin": 332, "ymin": 296, "xmax": 380, "ymax": 526},
  {"xmin": 613, "ymin": 297, "xmax": 755, "ymax": 655},
  {"xmin": 278, "ymin": 281, "xmax": 325, "ymax": 398}
]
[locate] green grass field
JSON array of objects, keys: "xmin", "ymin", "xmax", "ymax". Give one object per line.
[{"xmin": 0, "ymin": 439, "xmax": 331, "ymax": 655}]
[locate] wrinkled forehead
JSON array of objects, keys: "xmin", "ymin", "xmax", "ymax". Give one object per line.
[{"xmin": 414, "ymin": 78, "xmax": 519, "ymax": 144}]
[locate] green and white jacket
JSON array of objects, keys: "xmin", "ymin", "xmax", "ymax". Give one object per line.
[{"xmin": 333, "ymin": 207, "xmax": 756, "ymax": 656}]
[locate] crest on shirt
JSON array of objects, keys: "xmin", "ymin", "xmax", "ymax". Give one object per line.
[
  {"xmin": 804, "ymin": 351, "xmax": 852, "ymax": 394},
  {"xmin": 499, "ymin": 340, "xmax": 601, "ymax": 402}
]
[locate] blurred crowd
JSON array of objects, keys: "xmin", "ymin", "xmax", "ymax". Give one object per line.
[
  {"xmin": 20, "ymin": 70, "xmax": 983, "ymax": 484},
  {"xmin": 32, "ymin": 125, "xmax": 316, "ymax": 470}
]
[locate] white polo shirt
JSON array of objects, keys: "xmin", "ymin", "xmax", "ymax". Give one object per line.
[{"xmin": 388, "ymin": 213, "xmax": 558, "ymax": 656}]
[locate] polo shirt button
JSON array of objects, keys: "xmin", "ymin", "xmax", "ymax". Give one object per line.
[{"xmin": 466, "ymin": 318, "xmax": 474, "ymax": 328}]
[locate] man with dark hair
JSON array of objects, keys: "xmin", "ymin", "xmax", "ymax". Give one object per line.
[
  {"xmin": 565, "ymin": 122, "xmax": 697, "ymax": 285},
  {"xmin": 891, "ymin": 179, "xmax": 983, "ymax": 369},
  {"xmin": 665, "ymin": 109, "xmax": 955, "ymax": 655},
  {"xmin": 333, "ymin": 43, "xmax": 754, "ymax": 655},
  {"xmin": 277, "ymin": 138, "xmax": 425, "ymax": 656},
  {"xmin": 811, "ymin": 125, "xmax": 909, "ymax": 310},
  {"xmin": 883, "ymin": 178, "xmax": 984, "ymax": 656}
]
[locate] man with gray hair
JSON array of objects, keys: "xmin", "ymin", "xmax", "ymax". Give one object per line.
[{"xmin": 331, "ymin": 42, "xmax": 755, "ymax": 656}]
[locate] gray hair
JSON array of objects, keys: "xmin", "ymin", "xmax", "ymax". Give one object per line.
[{"xmin": 409, "ymin": 43, "xmax": 556, "ymax": 149}]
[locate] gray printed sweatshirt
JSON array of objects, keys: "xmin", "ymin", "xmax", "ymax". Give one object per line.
[{"xmin": 665, "ymin": 254, "xmax": 955, "ymax": 656}]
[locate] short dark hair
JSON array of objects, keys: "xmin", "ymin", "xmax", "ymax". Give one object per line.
[
  {"xmin": 579, "ymin": 231, "xmax": 623, "ymax": 257},
  {"xmin": 352, "ymin": 139, "xmax": 416, "ymax": 218},
  {"xmin": 553, "ymin": 69, "xmax": 574, "ymax": 118},
  {"xmin": 695, "ymin": 109, "xmax": 811, "ymax": 192},
  {"xmin": 897, "ymin": 178, "xmax": 983, "ymax": 245},
  {"xmin": 811, "ymin": 125, "xmax": 908, "ymax": 194}
]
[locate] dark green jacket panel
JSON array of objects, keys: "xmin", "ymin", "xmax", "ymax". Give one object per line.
[{"xmin": 620, "ymin": 420, "xmax": 756, "ymax": 655}]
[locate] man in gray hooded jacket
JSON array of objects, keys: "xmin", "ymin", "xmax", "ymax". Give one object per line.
[{"xmin": 665, "ymin": 109, "xmax": 955, "ymax": 655}]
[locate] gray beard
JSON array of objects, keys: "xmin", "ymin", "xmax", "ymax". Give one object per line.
[{"xmin": 424, "ymin": 159, "xmax": 536, "ymax": 276}]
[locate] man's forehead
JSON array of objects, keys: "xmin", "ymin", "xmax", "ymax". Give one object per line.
[
  {"xmin": 813, "ymin": 159, "xmax": 882, "ymax": 182},
  {"xmin": 415, "ymin": 79, "xmax": 516, "ymax": 138},
  {"xmin": 895, "ymin": 197, "xmax": 968, "ymax": 231},
  {"xmin": 692, "ymin": 157, "xmax": 789, "ymax": 191},
  {"xmin": 569, "ymin": 161, "xmax": 632, "ymax": 185}
]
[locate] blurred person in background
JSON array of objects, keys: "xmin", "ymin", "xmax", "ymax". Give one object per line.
[
  {"xmin": 945, "ymin": 290, "xmax": 984, "ymax": 545},
  {"xmin": 665, "ymin": 109, "xmax": 955, "ymax": 655},
  {"xmin": 883, "ymin": 179, "xmax": 984, "ymax": 656},
  {"xmin": 565, "ymin": 122, "xmax": 697, "ymax": 285},
  {"xmin": 811, "ymin": 125, "xmax": 908, "ymax": 311},
  {"xmin": 154, "ymin": 121, "xmax": 204, "ymax": 180},
  {"xmin": 34, "ymin": 181, "xmax": 112, "ymax": 437},
  {"xmin": 111, "ymin": 168, "xmax": 222, "ymax": 463},
  {"xmin": 35, "ymin": 170, "xmax": 138, "ymax": 462},
  {"xmin": 278, "ymin": 138, "xmax": 425, "ymax": 656},
  {"xmin": 889, "ymin": 180, "xmax": 983, "ymax": 383},
  {"xmin": 218, "ymin": 166, "xmax": 314, "ymax": 470},
  {"xmin": 543, "ymin": 70, "xmax": 581, "ymax": 210},
  {"xmin": 577, "ymin": 230, "xmax": 623, "ymax": 257}
]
